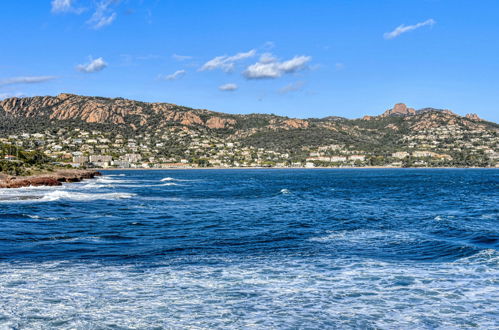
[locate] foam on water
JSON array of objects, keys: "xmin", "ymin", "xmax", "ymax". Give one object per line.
[
  {"xmin": 94, "ymin": 176, "xmax": 134, "ymax": 184},
  {"xmin": 0, "ymin": 251, "xmax": 497, "ymax": 329},
  {"xmin": 40, "ymin": 191, "xmax": 135, "ymax": 201},
  {"xmin": 160, "ymin": 177, "xmax": 197, "ymax": 182}
]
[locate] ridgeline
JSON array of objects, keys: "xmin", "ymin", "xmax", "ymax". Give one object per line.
[{"xmin": 0, "ymin": 94, "xmax": 498, "ymax": 169}]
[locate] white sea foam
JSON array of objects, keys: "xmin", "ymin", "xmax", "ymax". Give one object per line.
[
  {"xmin": 0, "ymin": 252, "xmax": 497, "ymax": 328},
  {"xmin": 95, "ymin": 177, "xmax": 133, "ymax": 184},
  {"xmin": 160, "ymin": 177, "xmax": 196, "ymax": 182},
  {"xmin": 40, "ymin": 191, "xmax": 135, "ymax": 202},
  {"xmin": 309, "ymin": 229, "xmax": 418, "ymax": 243},
  {"xmin": 161, "ymin": 182, "xmax": 179, "ymax": 186}
]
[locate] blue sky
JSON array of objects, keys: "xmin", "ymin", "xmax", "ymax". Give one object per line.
[{"xmin": 1, "ymin": 0, "xmax": 499, "ymax": 121}]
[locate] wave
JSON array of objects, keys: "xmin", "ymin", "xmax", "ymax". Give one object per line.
[
  {"xmin": 40, "ymin": 191, "xmax": 135, "ymax": 202},
  {"xmin": 95, "ymin": 177, "xmax": 134, "ymax": 184},
  {"xmin": 160, "ymin": 177, "xmax": 195, "ymax": 182}
]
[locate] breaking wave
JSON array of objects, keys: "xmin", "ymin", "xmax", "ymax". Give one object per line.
[{"xmin": 40, "ymin": 191, "xmax": 135, "ymax": 201}]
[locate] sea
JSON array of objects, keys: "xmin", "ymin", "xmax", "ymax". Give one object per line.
[{"xmin": 0, "ymin": 169, "xmax": 498, "ymax": 329}]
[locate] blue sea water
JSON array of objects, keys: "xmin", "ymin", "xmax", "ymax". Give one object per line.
[{"xmin": 0, "ymin": 169, "xmax": 498, "ymax": 329}]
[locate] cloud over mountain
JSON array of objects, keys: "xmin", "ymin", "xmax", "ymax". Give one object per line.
[
  {"xmin": 0, "ymin": 76, "xmax": 58, "ymax": 86},
  {"xmin": 219, "ymin": 83, "xmax": 238, "ymax": 91},
  {"xmin": 160, "ymin": 70, "xmax": 186, "ymax": 81},
  {"xmin": 243, "ymin": 55, "xmax": 311, "ymax": 79},
  {"xmin": 200, "ymin": 50, "xmax": 256, "ymax": 72},
  {"xmin": 384, "ymin": 19, "xmax": 436, "ymax": 39},
  {"xmin": 76, "ymin": 57, "xmax": 107, "ymax": 73}
]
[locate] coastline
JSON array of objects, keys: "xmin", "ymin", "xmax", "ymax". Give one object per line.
[
  {"xmin": 97, "ymin": 166, "xmax": 498, "ymax": 171},
  {"xmin": 1, "ymin": 167, "xmax": 495, "ymax": 189},
  {"xmin": 0, "ymin": 169, "xmax": 101, "ymax": 189}
]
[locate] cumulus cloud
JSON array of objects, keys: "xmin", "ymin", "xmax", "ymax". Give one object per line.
[
  {"xmin": 384, "ymin": 19, "xmax": 436, "ymax": 39},
  {"xmin": 159, "ymin": 70, "xmax": 186, "ymax": 81},
  {"xmin": 172, "ymin": 54, "xmax": 193, "ymax": 61},
  {"xmin": 0, "ymin": 76, "xmax": 58, "ymax": 86},
  {"xmin": 51, "ymin": 0, "xmax": 85, "ymax": 14},
  {"xmin": 243, "ymin": 55, "xmax": 311, "ymax": 79},
  {"xmin": 76, "ymin": 57, "xmax": 107, "ymax": 73},
  {"xmin": 219, "ymin": 83, "xmax": 238, "ymax": 91},
  {"xmin": 279, "ymin": 81, "xmax": 304, "ymax": 94},
  {"xmin": 200, "ymin": 49, "xmax": 256, "ymax": 72},
  {"xmin": 87, "ymin": 0, "xmax": 117, "ymax": 29}
]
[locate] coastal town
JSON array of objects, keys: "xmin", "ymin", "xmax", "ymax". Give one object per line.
[{"xmin": 1, "ymin": 117, "xmax": 497, "ymax": 169}]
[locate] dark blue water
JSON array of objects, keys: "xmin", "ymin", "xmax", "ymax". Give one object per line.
[{"xmin": 1, "ymin": 169, "xmax": 498, "ymax": 328}]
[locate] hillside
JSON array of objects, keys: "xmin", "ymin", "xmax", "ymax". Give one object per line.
[{"xmin": 0, "ymin": 94, "xmax": 498, "ymax": 168}]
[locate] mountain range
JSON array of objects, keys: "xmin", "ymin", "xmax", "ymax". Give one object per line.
[{"xmin": 0, "ymin": 94, "xmax": 498, "ymax": 167}]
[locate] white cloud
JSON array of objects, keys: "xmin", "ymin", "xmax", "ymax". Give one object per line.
[
  {"xmin": 87, "ymin": 0, "xmax": 117, "ymax": 29},
  {"xmin": 159, "ymin": 70, "xmax": 186, "ymax": 81},
  {"xmin": 76, "ymin": 57, "xmax": 107, "ymax": 73},
  {"xmin": 51, "ymin": 0, "xmax": 84, "ymax": 14},
  {"xmin": 243, "ymin": 55, "xmax": 311, "ymax": 79},
  {"xmin": 51, "ymin": 0, "xmax": 72, "ymax": 13},
  {"xmin": 219, "ymin": 83, "xmax": 238, "ymax": 91},
  {"xmin": 0, "ymin": 92, "xmax": 26, "ymax": 99},
  {"xmin": 259, "ymin": 53, "xmax": 277, "ymax": 64},
  {"xmin": 200, "ymin": 49, "xmax": 256, "ymax": 72},
  {"xmin": 279, "ymin": 81, "xmax": 304, "ymax": 94},
  {"xmin": 172, "ymin": 54, "xmax": 193, "ymax": 61},
  {"xmin": 384, "ymin": 19, "xmax": 436, "ymax": 39},
  {"xmin": 0, "ymin": 76, "xmax": 58, "ymax": 86}
]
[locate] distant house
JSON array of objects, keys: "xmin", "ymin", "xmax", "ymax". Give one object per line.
[
  {"xmin": 4, "ymin": 155, "xmax": 17, "ymax": 161},
  {"xmin": 349, "ymin": 155, "xmax": 366, "ymax": 161},
  {"xmin": 392, "ymin": 152, "xmax": 410, "ymax": 159},
  {"xmin": 330, "ymin": 156, "xmax": 347, "ymax": 162},
  {"xmin": 73, "ymin": 156, "xmax": 89, "ymax": 164}
]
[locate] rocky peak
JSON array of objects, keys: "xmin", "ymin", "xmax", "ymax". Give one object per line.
[
  {"xmin": 465, "ymin": 113, "xmax": 482, "ymax": 121},
  {"xmin": 380, "ymin": 103, "xmax": 416, "ymax": 117}
]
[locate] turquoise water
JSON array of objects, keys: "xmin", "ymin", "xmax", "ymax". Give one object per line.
[{"xmin": 0, "ymin": 169, "xmax": 498, "ymax": 328}]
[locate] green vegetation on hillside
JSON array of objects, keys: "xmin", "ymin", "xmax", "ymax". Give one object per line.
[{"xmin": 0, "ymin": 144, "xmax": 53, "ymax": 176}]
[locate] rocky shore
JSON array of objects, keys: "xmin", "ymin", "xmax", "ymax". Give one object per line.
[{"xmin": 0, "ymin": 170, "xmax": 101, "ymax": 188}]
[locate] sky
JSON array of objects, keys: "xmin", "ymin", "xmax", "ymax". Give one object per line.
[{"xmin": 1, "ymin": 0, "xmax": 499, "ymax": 121}]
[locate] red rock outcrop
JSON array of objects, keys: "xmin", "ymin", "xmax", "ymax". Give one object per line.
[
  {"xmin": 0, "ymin": 94, "xmax": 235, "ymax": 129},
  {"xmin": 0, "ymin": 170, "xmax": 101, "ymax": 189},
  {"xmin": 206, "ymin": 117, "xmax": 237, "ymax": 129},
  {"xmin": 380, "ymin": 103, "xmax": 416, "ymax": 117},
  {"xmin": 466, "ymin": 113, "xmax": 482, "ymax": 121},
  {"xmin": 283, "ymin": 119, "xmax": 309, "ymax": 129}
]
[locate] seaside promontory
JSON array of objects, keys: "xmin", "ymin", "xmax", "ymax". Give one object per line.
[{"xmin": 0, "ymin": 169, "xmax": 101, "ymax": 189}]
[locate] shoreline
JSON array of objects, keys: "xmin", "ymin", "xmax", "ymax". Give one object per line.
[
  {"xmin": 0, "ymin": 169, "xmax": 101, "ymax": 189},
  {"xmin": 1, "ymin": 167, "xmax": 496, "ymax": 189},
  {"xmin": 97, "ymin": 166, "xmax": 498, "ymax": 170}
]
